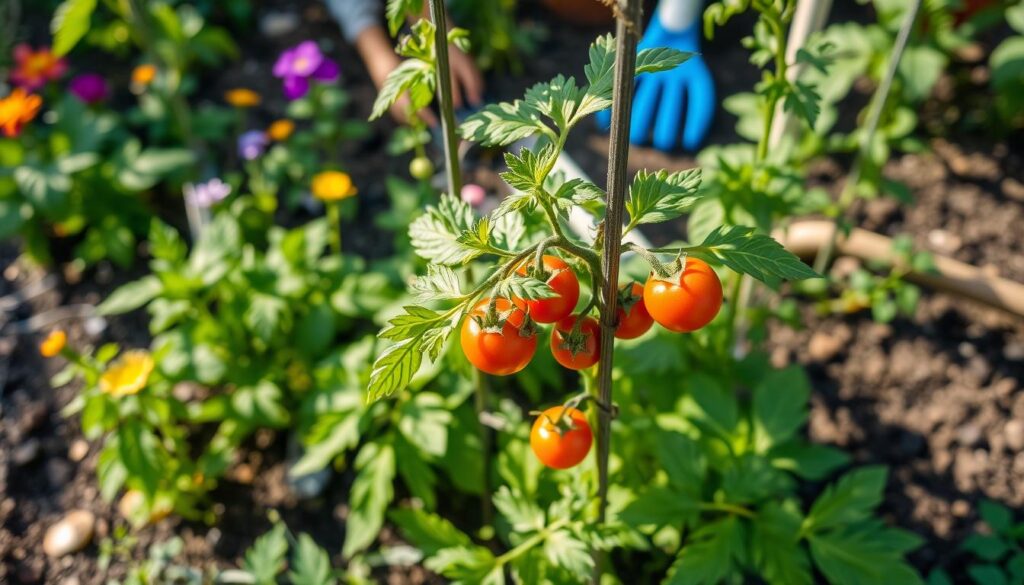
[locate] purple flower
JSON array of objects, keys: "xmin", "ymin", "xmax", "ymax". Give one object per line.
[
  {"xmin": 238, "ymin": 130, "xmax": 269, "ymax": 161},
  {"xmin": 272, "ymin": 41, "xmax": 340, "ymax": 100},
  {"xmin": 184, "ymin": 178, "xmax": 231, "ymax": 208},
  {"xmin": 68, "ymin": 73, "xmax": 108, "ymax": 104}
]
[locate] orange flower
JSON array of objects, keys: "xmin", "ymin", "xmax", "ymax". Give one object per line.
[
  {"xmin": 39, "ymin": 330, "xmax": 67, "ymax": 358},
  {"xmin": 224, "ymin": 88, "xmax": 261, "ymax": 108},
  {"xmin": 311, "ymin": 171, "xmax": 358, "ymax": 201},
  {"xmin": 0, "ymin": 88, "xmax": 43, "ymax": 138},
  {"xmin": 131, "ymin": 64, "xmax": 157, "ymax": 88},
  {"xmin": 267, "ymin": 119, "xmax": 294, "ymax": 141},
  {"xmin": 100, "ymin": 350, "xmax": 155, "ymax": 397},
  {"xmin": 10, "ymin": 44, "xmax": 67, "ymax": 90}
]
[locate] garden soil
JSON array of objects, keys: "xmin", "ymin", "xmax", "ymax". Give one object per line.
[{"xmin": 2, "ymin": 1, "xmax": 1022, "ymax": 583}]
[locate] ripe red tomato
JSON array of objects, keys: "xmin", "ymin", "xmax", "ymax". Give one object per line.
[
  {"xmin": 550, "ymin": 315, "xmax": 600, "ymax": 370},
  {"xmin": 644, "ymin": 257, "xmax": 723, "ymax": 333},
  {"xmin": 615, "ymin": 282, "xmax": 653, "ymax": 339},
  {"xmin": 460, "ymin": 298, "xmax": 537, "ymax": 375},
  {"xmin": 516, "ymin": 255, "xmax": 580, "ymax": 324},
  {"xmin": 530, "ymin": 406, "xmax": 593, "ymax": 469}
]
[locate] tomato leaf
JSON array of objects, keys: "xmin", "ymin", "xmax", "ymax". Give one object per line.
[
  {"xmin": 663, "ymin": 516, "xmax": 746, "ymax": 585},
  {"xmin": 97, "ymin": 275, "xmax": 163, "ymax": 315},
  {"xmin": 409, "ymin": 194, "xmax": 481, "ymax": 265},
  {"xmin": 808, "ymin": 523, "xmax": 924, "ymax": 585},
  {"xmin": 288, "ymin": 533, "xmax": 336, "ymax": 585},
  {"xmin": 544, "ymin": 529, "xmax": 594, "ymax": 582},
  {"xmin": 461, "ymin": 100, "xmax": 546, "ymax": 146},
  {"xmin": 494, "ymin": 486, "xmax": 546, "ymax": 533},
  {"xmin": 410, "ymin": 266, "xmax": 463, "ymax": 302},
  {"xmin": 752, "ymin": 365, "xmax": 811, "ymax": 453},
  {"xmin": 243, "ymin": 523, "xmax": 288, "ymax": 583},
  {"xmin": 752, "ymin": 501, "xmax": 812, "ymax": 585},
  {"xmin": 626, "ymin": 168, "xmax": 703, "ymax": 226},
  {"xmin": 425, "ymin": 546, "xmax": 502, "ymax": 585},
  {"xmin": 367, "ymin": 337, "xmax": 425, "ymax": 402},
  {"xmin": 384, "ymin": 0, "xmax": 424, "ymax": 37},
  {"xmin": 693, "ymin": 225, "xmax": 820, "ymax": 286},
  {"xmin": 390, "ymin": 508, "xmax": 472, "ymax": 556},
  {"xmin": 371, "ymin": 59, "xmax": 434, "ymax": 121},
  {"xmin": 806, "ymin": 466, "xmax": 888, "ymax": 533},
  {"xmin": 769, "ymin": 442, "xmax": 850, "ymax": 481},
  {"xmin": 51, "ymin": 0, "xmax": 98, "ymax": 56},
  {"xmin": 342, "ymin": 442, "xmax": 396, "ymax": 558}
]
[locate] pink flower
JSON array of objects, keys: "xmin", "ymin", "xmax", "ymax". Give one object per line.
[
  {"xmin": 461, "ymin": 183, "xmax": 487, "ymax": 207},
  {"xmin": 10, "ymin": 45, "xmax": 67, "ymax": 90}
]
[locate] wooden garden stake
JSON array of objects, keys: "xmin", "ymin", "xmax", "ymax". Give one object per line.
[{"xmin": 596, "ymin": 0, "xmax": 642, "ymax": 527}]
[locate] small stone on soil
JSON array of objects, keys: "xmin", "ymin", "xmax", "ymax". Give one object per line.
[
  {"xmin": 42, "ymin": 510, "xmax": 95, "ymax": 557},
  {"xmin": 808, "ymin": 331, "xmax": 844, "ymax": 362},
  {"xmin": 957, "ymin": 424, "xmax": 983, "ymax": 447},
  {"xmin": 1005, "ymin": 421, "xmax": 1024, "ymax": 452},
  {"xmin": 68, "ymin": 440, "xmax": 88, "ymax": 462},
  {"xmin": 12, "ymin": 439, "xmax": 41, "ymax": 466}
]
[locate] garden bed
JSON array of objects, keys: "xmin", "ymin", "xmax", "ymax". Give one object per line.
[{"xmin": 2, "ymin": 1, "xmax": 1023, "ymax": 583}]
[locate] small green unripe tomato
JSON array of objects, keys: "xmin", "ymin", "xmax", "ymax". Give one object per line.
[{"xmin": 410, "ymin": 156, "xmax": 434, "ymax": 180}]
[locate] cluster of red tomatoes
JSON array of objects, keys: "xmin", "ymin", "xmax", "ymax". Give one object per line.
[{"xmin": 459, "ymin": 254, "xmax": 725, "ymax": 469}]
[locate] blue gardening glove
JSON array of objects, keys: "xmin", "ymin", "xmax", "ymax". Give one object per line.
[{"xmin": 596, "ymin": 11, "xmax": 715, "ymax": 152}]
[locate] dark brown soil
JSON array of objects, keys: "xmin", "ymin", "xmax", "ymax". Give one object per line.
[{"xmin": 2, "ymin": 1, "xmax": 1023, "ymax": 584}]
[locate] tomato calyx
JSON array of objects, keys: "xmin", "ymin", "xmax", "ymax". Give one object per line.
[
  {"xmin": 472, "ymin": 297, "xmax": 535, "ymax": 337},
  {"xmin": 554, "ymin": 320, "xmax": 592, "ymax": 358},
  {"xmin": 617, "ymin": 282, "xmax": 642, "ymax": 314},
  {"xmin": 529, "ymin": 407, "xmax": 578, "ymax": 436}
]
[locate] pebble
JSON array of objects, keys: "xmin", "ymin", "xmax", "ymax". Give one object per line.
[
  {"xmin": 43, "ymin": 510, "xmax": 95, "ymax": 557},
  {"xmin": 1002, "ymin": 178, "xmax": 1024, "ymax": 202},
  {"xmin": 68, "ymin": 440, "xmax": 89, "ymax": 463},
  {"xmin": 957, "ymin": 424, "xmax": 983, "ymax": 447},
  {"xmin": 46, "ymin": 459, "xmax": 73, "ymax": 486},
  {"xmin": 1005, "ymin": 421, "xmax": 1024, "ymax": 452},
  {"xmin": 808, "ymin": 331, "xmax": 844, "ymax": 362},
  {"xmin": 951, "ymin": 499, "xmax": 971, "ymax": 517},
  {"xmin": 927, "ymin": 229, "xmax": 961, "ymax": 254},
  {"xmin": 12, "ymin": 439, "xmax": 41, "ymax": 467},
  {"xmin": 1004, "ymin": 342, "xmax": 1024, "ymax": 361},
  {"xmin": 260, "ymin": 11, "xmax": 301, "ymax": 37}
]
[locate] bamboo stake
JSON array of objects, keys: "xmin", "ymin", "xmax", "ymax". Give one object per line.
[{"xmin": 427, "ymin": 0, "xmax": 462, "ymax": 197}]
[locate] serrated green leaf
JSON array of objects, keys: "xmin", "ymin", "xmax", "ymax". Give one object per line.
[
  {"xmin": 493, "ymin": 486, "xmax": 545, "ymax": 533},
  {"xmin": 783, "ymin": 81, "xmax": 822, "ymax": 128},
  {"xmin": 752, "ymin": 501, "xmax": 812, "ymax": 585},
  {"xmin": 769, "ymin": 442, "xmax": 850, "ymax": 481},
  {"xmin": 524, "ymin": 74, "xmax": 582, "ymax": 130},
  {"xmin": 379, "ymin": 305, "xmax": 445, "ymax": 341},
  {"xmin": 371, "ymin": 59, "xmax": 434, "ymax": 121},
  {"xmin": 491, "ymin": 209, "xmax": 525, "ymax": 251},
  {"xmin": 806, "ymin": 466, "xmax": 887, "ymax": 533},
  {"xmin": 244, "ymin": 523, "xmax": 288, "ymax": 584},
  {"xmin": 544, "ymin": 529, "xmax": 594, "ymax": 582},
  {"xmin": 51, "ymin": 0, "xmax": 98, "ymax": 56},
  {"xmin": 409, "ymin": 194, "xmax": 481, "ymax": 265},
  {"xmin": 385, "ymin": 0, "xmax": 423, "ymax": 36},
  {"xmin": 626, "ymin": 168, "xmax": 703, "ymax": 226},
  {"xmin": 390, "ymin": 508, "xmax": 471, "ymax": 556},
  {"xmin": 343, "ymin": 442, "xmax": 396, "ymax": 557},
  {"xmin": 492, "ymin": 273, "xmax": 556, "ymax": 302},
  {"xmin": 97, "ymin": 275, "xmax": 162, "ymax": 315},
  {"xmin": 461, "ymin": 100, "xmax": 545, "ymax": 146},
  {"xmin": 809, "ymin": 524, "xmax": 923, "ymax": 585},
  {"xmin": 583, "ymin": 34, "xmax": 616, "ymax": 104},
  {"xmin": 695, "ymin": 225, "xmax": 819, "ymax": 286},
  {"xmin": 288, "ymin": 533, "xmax": 336, "ymax": 585},
  {"xmin": 663, "ymin": 516, "xmax": 745, "ymax": 585},
  {"xmin": 752, "ymin": 365, "xmax": 810, "ymax": 452},
  {"xmin": 410, "ymin": 266, "xmax": 463, "ymax": 302},
  {"xmin": 367, "ymin": 338, "xmax": 424, "ymax": 402},
  {"xmin": 425, "ymin": 546, "xmax": 502, "ymax": 585},
  {"xmin": 620, "ymin": 485, "xmax": 699, "ymax": 530},
  {"xmin": 636, "ymin": 47, "xmax": 692, "ymax": 74}
]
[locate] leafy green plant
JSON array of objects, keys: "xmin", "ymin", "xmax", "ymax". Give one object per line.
[{"xmin": 928, "ymin": 500, "xmax": 1024, "ymax": 585}]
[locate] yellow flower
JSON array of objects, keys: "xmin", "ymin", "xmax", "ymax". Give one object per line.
[
  {"xmin": 224, "ymin": 88, "xmax": 261, "ymax": 108},
  {"xmin": 100, "ymin": 350, "xmax": 155, "ymax": 397},
  {"xmin": 39, "ymin": 330, "xmax": 67, "ymax": 358},
  {"xmin": 311, "ymin": 171, "xmax": 358, "ymax": 201},
  {"xmin": 267, "ymin": 119, "xmax": 294, "ymax": 141},
  {"xmin": 131, "ymin": 64, "xmax": 157, "ymax": 88},
  {"xmin": 0, "ymin": 88, "xmax": 43, "ymax": 138}
]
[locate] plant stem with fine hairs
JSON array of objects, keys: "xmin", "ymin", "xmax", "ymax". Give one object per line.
[
  {"xmin": 596, "ymin": 0, "xmax": 641, "ymax": 527},
  {"xmin": 427, "ymin": 0, "xmax": 462, "ymax": 196}
]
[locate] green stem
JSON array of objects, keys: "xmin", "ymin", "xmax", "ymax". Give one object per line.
[
  {"xmin": 327, "ymin": 202, "xmax": 342, "ymax": 255},
  {"xmin": 699, "ymin": 501, "xmax": 756, "ymax": 519},
  {"xmin": 494, "ymin": 517, "xmax": 571, "ymax": 566}
]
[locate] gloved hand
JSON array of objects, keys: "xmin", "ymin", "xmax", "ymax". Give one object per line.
[{"xmin": 596, "ymin": 11, "xmax": 715, "ymax": 152}]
